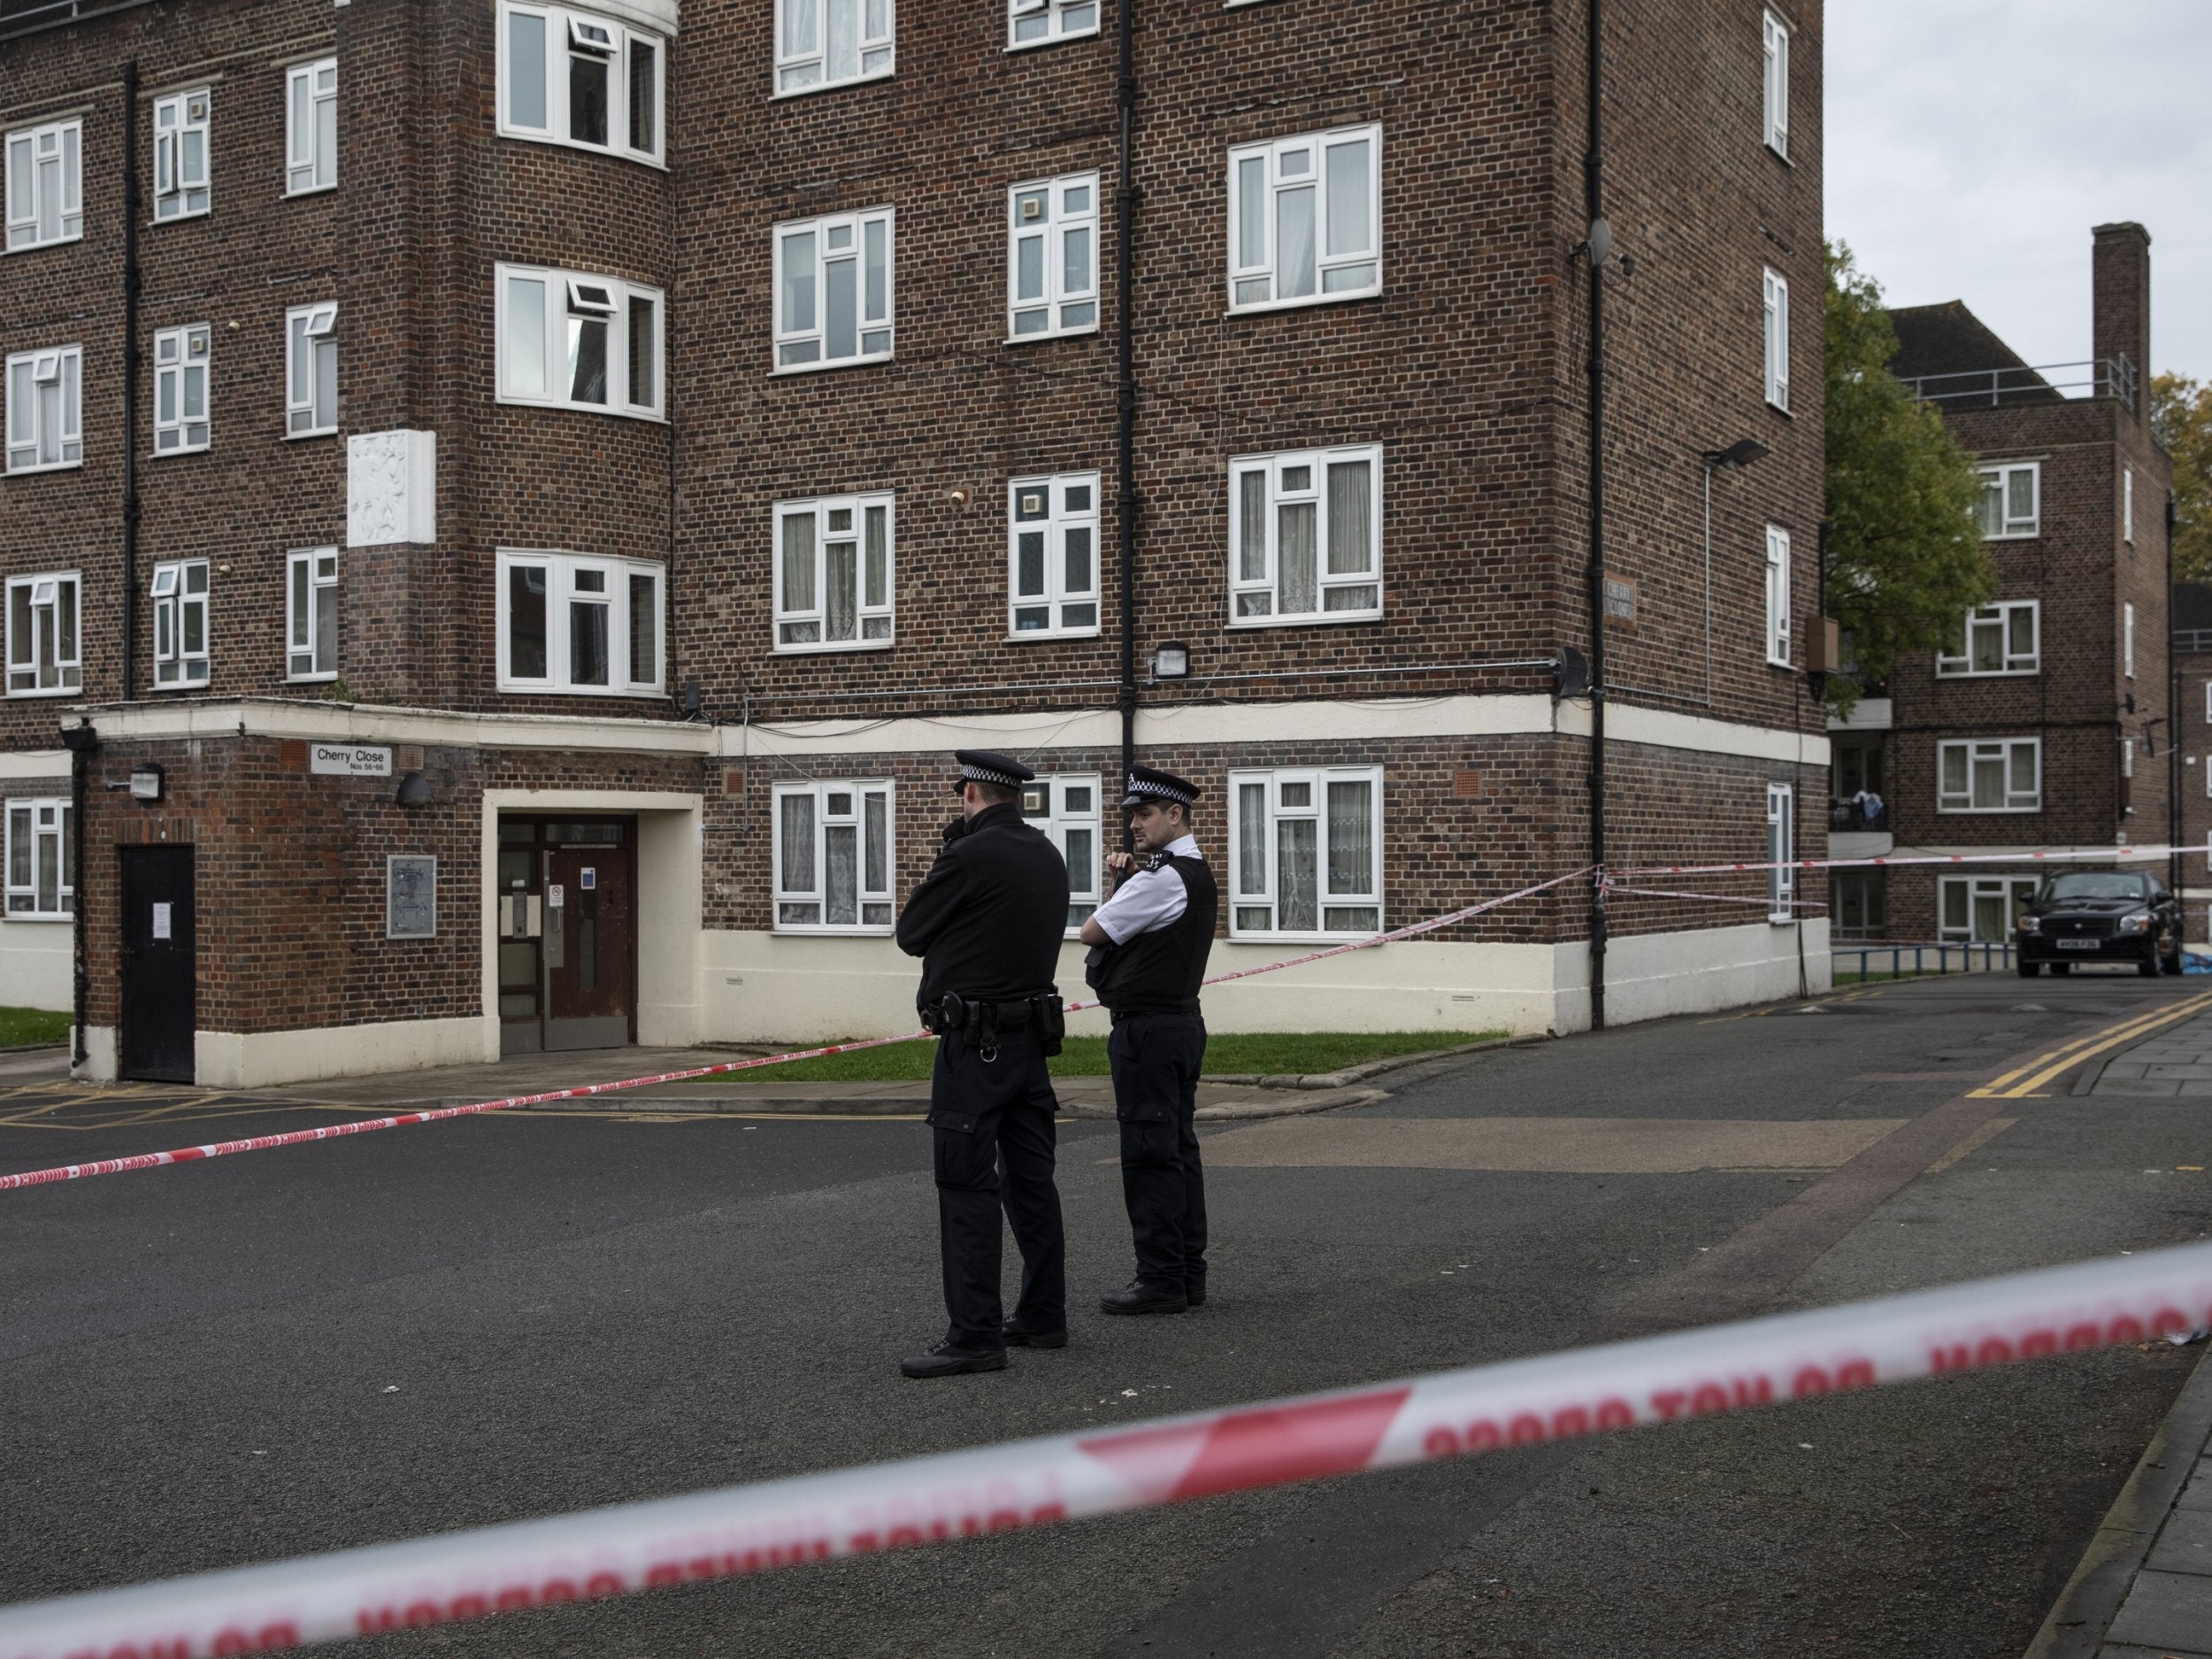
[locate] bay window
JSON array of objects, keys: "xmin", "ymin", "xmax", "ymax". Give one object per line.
[
  {"xmin": 496, "ymin": 264, "xmax": 663, "ymax": 418},
  {"xmin": 496, "ymin": 549, "xmax": 664, "ymax": 695},
  {"xmin": 499, "ymin": 3, "xmax": 664, "ymax": 165}
]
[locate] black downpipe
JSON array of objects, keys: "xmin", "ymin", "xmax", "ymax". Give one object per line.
[
  {"xmin": 1583, "ymin": 1, "xmax": 1609, "ymax": 1029},
  {"xmin": 1115, "ymin": 0, "xmax": 1138, "ymax": 831},
  {"xmin": 67, "ymin": 725, "xmax": 93, "ymax": 1069},
  {"xmin": 121, "ymin": 59, "xmax": 141, "ymax": 701},
  {"xmin": 2170, "ymin": 492, "xmax": 2185, "ymax": 911}
]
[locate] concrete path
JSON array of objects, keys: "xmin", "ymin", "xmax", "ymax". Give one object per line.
[{"xmin": 2088, "ymin": 1012, "xmax": 2212, "ymax": 1096}]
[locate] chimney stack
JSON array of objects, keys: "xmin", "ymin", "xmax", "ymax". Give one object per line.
[{"xmin": 2092, "ymin": 221, "xmax": 2150, "ymax": 416}]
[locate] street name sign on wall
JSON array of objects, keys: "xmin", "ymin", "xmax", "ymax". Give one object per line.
[{"xmin": 310, "ymin": 745, "xmax": 393, "ymax": 777}]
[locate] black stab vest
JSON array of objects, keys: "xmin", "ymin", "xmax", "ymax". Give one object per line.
[{"xmin": 1088, "ymin": 853, "xmax": 1219, "ymax": 1016}]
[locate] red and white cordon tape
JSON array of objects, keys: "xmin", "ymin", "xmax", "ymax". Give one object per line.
[
  {"xmin": 1601, "ymin": 883, "xmax": 1831, "ymax": 911},
  {"xmin": 2, "ymin": 1240, "xmax": 2206, "ymax": 1657},
  {"xmin": 0, "ymin": 867, "xmax": 1594, "ymax": 1195},
  {"xmin": 1615, "ymin": 839, "xmax": 2211, "ymax": 880}
]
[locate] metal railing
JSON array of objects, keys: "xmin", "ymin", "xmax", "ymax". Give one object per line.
[
  {"xmin": 2175, "ymin": 629, "xmax": 2212, "ymax": 656},
  {"xmin": 1832, "ymin": 941, "xmax": 2015, "ymax": 979},
  {"xmin": 1829, "ymin": 801, "xmax": 1890, "ymax": 833},
  {"xmin": 1899, "ymin": 355, "xmax": 2138, "ymax": 411}
]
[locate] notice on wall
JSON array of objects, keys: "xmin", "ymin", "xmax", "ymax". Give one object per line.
[
  {"xmin": 311, "ymin": 744, "xmax": 394, "ymax": 777},
  {"xmin": 580, "ymin": 867, "xmax": 596, "ymax": 891},
  {"xmin": 151, "ymin": 902, "xmax": 173, "ymax": 941},
  {"xmin": 386, "ymin": 855, "xmax": 437, "ymax": 941},
  {"xmin": 548, "ymin": 884, "xmax": 565, "ymax": 910}
]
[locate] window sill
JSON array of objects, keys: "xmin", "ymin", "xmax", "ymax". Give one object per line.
[
  {"xmin": 1765, "ymin": 140, "xmax": 1793, "ymax": 167},
  {"xmin": 1765, "ymin": 398, "xmax": 1793, "ymax": 419},
  {"xmin": 1935, "ymin": 805, "xmax": 2043, "ymax": 816},
  {"xmin": 494, "ymin": 127, "xmax": 668, "ymax": 171},
  {"xmin": 152, "ymin": 205, "xmax": 211, "ymax": 225},
  {"xmin": 283, "ymin": 183, "xmax": 337, "ymax": 200},
  {"xmin": 3, "ymin": 459, "xmax": 84, "ymax": 476},
  {"xmin": 771, "ymin": 926, "xmax": 896, "ymax": 938},
  {"xmin": 1227, "ymin": 609, "xmax": 1384, "ymax": 630},
  {"xmin": 6, "ymin": 687, "xmax": 83, "ymax": 700},
  {"xmin": 1767, "ymin": 655, "xmax": 1793, "ymax": 671},
  {"xmin": 1004, "ymin": 325, "xmax": 1102, "ymax": 347},
  {"xmin": 495, "ymin": 683, "xmax": 669, "ymax": 698},
  {"xmin": 1225, "ymin": 287, "xmax": 1382, "ymax": 319},
  {"xmin": 287, "ymin": 672, "xmax": 339, "ymax": 685},
  {"xmin": 1934, "ymin": 667, "xmax": 2040, "ymax": 680},
  {"xmin": 3, "ymin": 911, "xmax": 73, "ymax": 923},
  {"xmin": 1229, "ymin": 929, "xmax": 1386, "ymax": 946},
  {"xmin": 494, "ymin": 394, "xmax": 667, "ymax": 423},
  {"xmin": 283, "ymin": 427, "xmax": 339, "ymax": 442},
  {"xmin": 769, "ymin": 354, "xmax": 894, "ymax": 378},
  {"xmin": 153, "ymin": 680, "xmax": 213, "ymax": 693},
  {"xmin": 771, "ymin": 68, "xmax": 895, "ymax": 102},
  {"xmin": 152, "ymin": 444, "xmax": 211, "ymax": 459},
  {"xmin": 3, "ymin": 233, "xmax": 86, "ymax": 256},
  {"xmin": 1983, "ymin": 531, "xmax": 2041, "ymax": 542},
  {"xmin": 1005, "ymin": 27, "xmax": 1102, "ymax": 52},
  {"xmin": 771, "ymin": 639, "xmax": 896, "ymax": 657},
  {"xmin": 1007, "ymin": 626, "xmax": 1103, "ymax": 643}
]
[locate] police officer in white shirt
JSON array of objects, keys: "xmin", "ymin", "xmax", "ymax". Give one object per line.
[{"xmin": 1079, "ymin": 765, "xmax": 1218, "ymax": 1315}]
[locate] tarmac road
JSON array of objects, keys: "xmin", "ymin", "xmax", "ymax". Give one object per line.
[{"xmin": 5, "ymin": 968, "xmax": 2212, "ymax": 1657}]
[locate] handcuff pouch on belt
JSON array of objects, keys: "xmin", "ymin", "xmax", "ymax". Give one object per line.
[{"xmin": 919, "ymin": 990, "xmax": 1065, "ymax": 1064}]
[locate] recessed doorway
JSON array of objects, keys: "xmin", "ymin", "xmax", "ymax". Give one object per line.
[{"xmin": 495, "ymin": 817, "xmax": 637, "ymax": 1054}]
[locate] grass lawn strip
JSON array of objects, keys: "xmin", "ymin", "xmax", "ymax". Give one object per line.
[{"xmin": 0, "ymin": 1006, "xmax": 71, "ymax": 1048}]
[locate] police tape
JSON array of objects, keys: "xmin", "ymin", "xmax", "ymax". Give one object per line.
[
  {"xmin": 2, "ymin": 1239, "xmax": 2207, "ymax": 1657},
  {"xmin": 0, "ymin": 867, "xmax": 1595, "ymax": 1194},
  {"xmin": 1600, "ymin": 882, "xmax": 1831, "ymax": 911},
  {"xmin": 1615, "ymin": 840, "xmax": 2209, "ymax": 879}
]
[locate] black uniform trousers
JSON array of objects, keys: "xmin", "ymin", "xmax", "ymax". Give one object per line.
[
  {"xmin": 1107, "ymin": 1010, "xmax": 1209, "ymax": 1292},
  {"xmin": 926, "ymin": 1025, "xmax": 1066, "ymax": 1349}
]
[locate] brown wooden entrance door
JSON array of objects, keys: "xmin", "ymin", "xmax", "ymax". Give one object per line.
[{"xmin": 496, "ymin": 818, "xmax": 636, "ymax": 1055}]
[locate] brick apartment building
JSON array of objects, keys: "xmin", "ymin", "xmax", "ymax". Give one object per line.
[
  {"xmin": 1827, "ymin": 225, "xmax": 2176, "ymax": 949},
  {"xmin": 2170, "ymin": 581, "xmax": 2212, "ymax": 934},
  {"xmin": 0, "ymin": 0, "xmax": 1828, "ymax": 1088}
]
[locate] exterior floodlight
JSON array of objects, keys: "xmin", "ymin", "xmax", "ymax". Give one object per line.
[
  {"xmin": 1703, "ymin": 439, "xmax": 1771, "ymax": 472},
  {"xmin": 1154, "ymin": 641, "xmax": 1190, "ymax": 679}
]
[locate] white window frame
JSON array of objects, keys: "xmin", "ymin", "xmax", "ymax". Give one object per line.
[
  {"xmin": 1761, "ymin": 9, "xmax": 1790, "ymax": 159},
  {"xmin": 1766, "ymin": 782, "xmax": 1794, "ymax": 923},
  {"xmin": 1007, "ymin": 173, "xmax": 1100, "ymax": 342},
  {"xmin": 4, "ymin": 345, "xmax": 84, "ymax": 473},
  {"xmin": 1021, "ymin": 773, "xmax": 1102, "ymax": 934},
  {"xmin": 1228, "ymin": 765, "xmax": 1385, "ymax": 941},
  {"xmin": 5, "ymin": 572, "xmax": 81, "ymax": 697},
  {"xmin": 288, "ymin": 547, "xmax": 339, "ymax": 681},
  {"xmin": 1939, "ymin": 876, "xmax": 2039, "ymax": 945},
  {"xmin": 1008, "ymin": 0, "xmax": 1099, "ymax": 50},
  {"xmin": 772, "ymin": 209, "xmax": 895, "ymax": 372},
  {"xmin": 772, "ymin": 780, "xmax": 896, "ymax": 934},
  {"xmin": 496, "ymin": 3, "xmax": 665, "ymax": 166},
  {"xmin": 1937, "ymin": 737, "xmax": 2042, "ymax": 814},
  {"xmin": 1227, "ymin": 125, "xmax": 1383, "ymax": 313},
  {"xmin": 286, "ymin": 58, "xmax": 337, "ymax": 196},
  {"xmin": 1936, "ymin": 599, "xmax": 2040, "ymax": 678},
  {"xmin": 152, "ymin": 89, "xmax": 211, "ymax": 220},
  {"xmin": 285, "ymin": 303, "xmax": 338, "ymax": 437},
  {"xmin": 4, "ymin": 118, "xmax": 82, "ymax": 252},
  {"xmin": 772, "ymin": 492, "xmax": 895, "ymax": 653},
  {"xmin": 4, "ymin": 799, "xmax": 73, "ymax": 919},
  {"xmin": 1763, "ymin": 265, "xmax": 1790, "ymax": 411},
  {"xmin": 495, "ymin": 549, "xmax": 665, "ymax": 696},
  {"xmin": 1976, "ymin": 462, "xmax": 2039, "ymax": 539},
  {"xmin": 495, "ymin": 264, "xmax": 664, "ymax": 419},
  {"xmin": 150, "ymin": 558, "xmax": 211, "ymax": 688},
  {"xmin": 774, "ymin": 0, "xmax": 895, "ymax": 96},
  {"xmin": 153, "ymin": 324, "xmax": 211, "ymax": 455},
  {"xmin": 1228, "ymin": 444, "xmax": 1383, "ymax": 627},
  {"xmin": 2124, "ymin": 465, "xmax": 2135, "ymax": 545},
  {"xmin": 2125, "ymin": 603, "xmax": 2136, "ymax": 679},
  {"xmin": 1764, "ymin": 524, "xmax": 1791, "ymax": 666},
  {"xmin": 1008, "ymin": 472, "xmax": 1102, "ymax": 640}
]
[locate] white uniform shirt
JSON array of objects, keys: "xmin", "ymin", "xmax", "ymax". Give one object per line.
[{"xmin": 1091, "ymin": 834, "xmax": 1203, "ymax": 945}]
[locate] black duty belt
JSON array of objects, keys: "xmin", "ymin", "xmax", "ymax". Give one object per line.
[{"xmin": 921, "ymin": 991, "xmax": 1066, "ymax": 1060}]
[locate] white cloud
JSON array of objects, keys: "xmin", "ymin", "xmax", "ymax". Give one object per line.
[{"xmin": 1827, "ymin": 0, "xmax": 2212, "ymax": 382}]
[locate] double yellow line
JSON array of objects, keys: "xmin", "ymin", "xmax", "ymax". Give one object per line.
[{"xmin": 1970, "ymin": 989, "xmax": 2212, "ymax": 1100}]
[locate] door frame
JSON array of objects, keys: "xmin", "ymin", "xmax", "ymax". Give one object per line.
[{"xmin": 118, "ymin": 843, "xmax": 196, "ymax": 1083}]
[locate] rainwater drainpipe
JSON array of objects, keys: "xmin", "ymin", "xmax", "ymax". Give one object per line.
[
  {"xmin": 1583, "ymin": 0, "xmax": 1609, "ymax": 1029},
  {"xmin": 122, "ymin": 59, "xmax": 142, "ymax": 701},
  {"xmin": 2170, "ymin": 492, "xmax": 2185, "ymax": 912},
  {"xmin": 1115, "ymin": 0, "xmax": 1139, "ymax": 820},
  {"xmin": 64, "ymin": 722, "xmax": 95, "ymax": 1069}
]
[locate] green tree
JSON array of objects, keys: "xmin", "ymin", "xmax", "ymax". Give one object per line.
[
  {"xmin": 2152, "ymin": 372, "xmax": 2212, "ymax": 580},
  {"xmin": 1823, "ymin": 242, "xmax": 1993, "ymax": 717}
]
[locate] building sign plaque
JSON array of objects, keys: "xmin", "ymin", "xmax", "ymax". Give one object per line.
[
  {"xmin": 311, "ymin": 744, "xmax": 394, "ymax": 777},
  {"xmin": 386, "ymin": 856, "xmax": 437, "ymax": 940}
]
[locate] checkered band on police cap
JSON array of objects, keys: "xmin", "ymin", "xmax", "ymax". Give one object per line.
[
  {"xmin": 1120, "ymin": 765, "xmax": 1200, "ymax": 809},
  {"xmin": 952, "ymin": 749, "xmax": 1036, "ymax": 792}
]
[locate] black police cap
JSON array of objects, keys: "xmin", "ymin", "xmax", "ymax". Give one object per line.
[
  {"xmin": 951, "ymin": 749, "xmax": 1036, "ymax": 793},
  {"xmin": 1119, "ymin": 765, "xmax": 1200, "ymax": 810}
]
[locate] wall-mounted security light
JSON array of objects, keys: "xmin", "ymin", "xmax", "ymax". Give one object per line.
[
  {"xmin": 129, "ymin": 764, "xmax": 163, "ymax": 802},
  {"xmin": 1153, "ymin": 641, "xmax": 1190, "ymax": 679},
  {"xmin": 1702, "ymin": 438, "xmax": 1771, "ymax": 472}
]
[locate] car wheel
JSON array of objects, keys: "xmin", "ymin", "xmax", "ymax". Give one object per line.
[
  {"xmin": 2018, "ymin": 960, "xmax": 2041, "ymax": 978},
  {"xmin": 2139, "ymin": 951, "xmax": 2162, "ymax": 978}
]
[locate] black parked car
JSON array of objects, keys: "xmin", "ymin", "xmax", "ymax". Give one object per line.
[{"xmin": 2016, "ymin": 870, "xmax": 2185, "ymax": 977}]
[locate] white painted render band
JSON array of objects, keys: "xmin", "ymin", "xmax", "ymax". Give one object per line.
[{"xmin": 0, "ymin": 749, "xmax": 70, "ymax": 781}]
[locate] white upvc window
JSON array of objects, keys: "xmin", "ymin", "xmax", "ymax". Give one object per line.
[
  {"xmin": 1976, "ymin": 462, "xmax": 2039, "ymax": 539},
  {"xmin": 1937, "ymin": 600, "xmax": 2039, "ymax": 677},
  {"xmin": 153, "ymin": 324, "xmax": 211, "ymax": 454},
  {"xmin": 1229, "ymin": 766, "xmax": 1383, "ymax": 940},
  {"xmin": 495, "ymin": 264, "xmax": 663, "ymax": 418},
  {"xmin": 1020, "ymin": 773, "xmax": 1102, "ymax": 933},
  {"xmin": 2124, "ymin": 465, "xmax": 2135, "ymax": 545},
  {"xmin": 1009, "ymin": 0, "xmax": 1098, "ymax": 49},
  {"xmin": 774, "ymin": 210, "xmax": 895, "ymax": 371},
  {"xmin": 498, "ymin": 4, "xmax": 664, "ymax": 165},
  {"xmin": 775, "ymin": 0, "xmax": 895, "ymax": 94},
  {"xmin": 4, "ymin": 119, "xmax": 82, "ymax": 251},
  {"xmin": 773, "ymin": 780, "xmax": 895, "ymax": 933},
  {"xmin": 1009, "ymin": 472, "xmax": 1100, "ymax": 638},
  {"xmin": 1761, "ymin": 10, "xmax": 1790, "ymax": 158},
  {"xmin": 152, "ymin": 89, "xmax": 211, "ymax": 220},
  {"xmin": 496, "ymin": 549, "xmax": 664, "ymax": 695},
  {"xmin": 5, "ymin": 572, "xmax": 81, "ymax": 696},
  {"xmin": 1008, "ymin": 174, "xmax": 1099, "ymax": 341},
  {"xmin": 1763, "ymin": 265, "xmax": 1790, "ymax": 411},
  {"xmin": 773, "ymin": 493, "xmax": 895, "ymax": 651},
  {"xmin": 150, "ymin": 558, "xmax": 211, "ymax": 688},
  {"xmin": 1939, "ymin": 876, "xmax": 2038, "ymax": 944},
  {"xmin": 4, "ymin": 799, "xmax": 73, "ymax": 918},
  {"xmin": 285, "ymin": 303, "xmax": 338, "ymax": 437},
  {"xmin": 1937, "ymin": 738, "xmax": 2041, "ymax": 814},
  {"xmin": 288, "ymin": 547, "xmax": 339, "ymax": 680},
  {"xmin": 1230, "ymin": 444, "xmax": 1382, "ymax": 626},
  {"xmin": 1766, "ymin": 782, "xmax": 1794, "ymax": 922},
  {"xmin": 4, "ymin": 346, "xmax": 83, "ymax": 472},
  {"xmin": 1764, "ymin": 524, "xmax": 1791, "ymax": 665},
  {"xmin": 1228, "ymin": 125, "xmax": 1381, "ymax": 312},
  {"xmin": 2125, "ymin": 602, "xmax": 2137, "ymax": 679},
  {"xmin": 286, "ymin": 58, "xmax": 337, "ymax": 195}
]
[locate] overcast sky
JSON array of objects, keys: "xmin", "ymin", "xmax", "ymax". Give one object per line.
[{"xmin": 1826, "ymin": 1, "xmax": 2212, "ymax": 386}]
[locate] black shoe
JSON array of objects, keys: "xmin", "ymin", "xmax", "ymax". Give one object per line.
[
  {"xmin": 1100, "ymin": 1279, "xmax": 1190, "ymax": 1317},
  {"xmin": 1003, "ymin": 1319, "xmax": 1068, "ymax": 1348},
  {"xmin": 1187, "ymin": 1278, "xmax": 1207, "ymax": 1308},
  {"xmin": 899, "ymin": 1341, "xmax": 1008, "ymax": 1379}
]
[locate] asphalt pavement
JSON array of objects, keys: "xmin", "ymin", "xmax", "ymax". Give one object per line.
[{"xmin": 6, "ymin": 968, "xmax": 2212, "ymax": 1657}]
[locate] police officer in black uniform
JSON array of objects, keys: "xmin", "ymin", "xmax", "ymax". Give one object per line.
[
  {"xmin": 894, "ymin": 750, "xmax": 1072, "ymax": 1379},
  {"xmin": 1079, "ymin": 765, "xmax": 1218, "ymax": 1316}
]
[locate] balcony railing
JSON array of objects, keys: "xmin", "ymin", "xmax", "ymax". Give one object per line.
[
  {"xmin": 1830, "ymin": 800, "xmax": 1889, "ymax": 833},
  {"xmin": 1899, "ymin": 355, "xmax": 2138, "ymax": 411},
  {"xmin": 2176, "ymin": 629, "xmax": 2212, "ymax": 656}
]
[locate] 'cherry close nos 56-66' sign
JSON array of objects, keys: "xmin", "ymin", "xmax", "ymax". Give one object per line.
[{"xmin": 308, "ymin": 744, "xmax": 393, "ymax": 777}]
